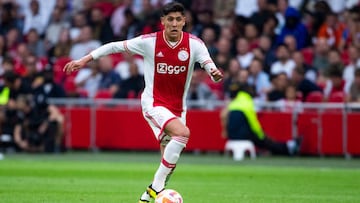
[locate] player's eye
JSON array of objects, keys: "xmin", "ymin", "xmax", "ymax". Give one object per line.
[
  {"xmin": 176, "ymin": 17, "xmax": 182, "ymax": 22},
  {"xmin": 167, "ymin": 17, "xmax": 174, "ymax": 22}
]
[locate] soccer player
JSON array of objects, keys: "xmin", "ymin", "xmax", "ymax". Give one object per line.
[{"xmin": 63, "ymin": 2, "xmax": 223, "ymax": 202}]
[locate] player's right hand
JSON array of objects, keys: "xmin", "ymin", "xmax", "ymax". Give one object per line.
[{"xmin": 63, "ymin": 60, "xmax": 85, "ymax": 74}]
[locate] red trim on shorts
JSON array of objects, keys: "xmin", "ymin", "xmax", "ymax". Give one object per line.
[
  {"xmin": 161, "ymin": 158, "xmax": 176, "ymax": 168},
  {"xmin": 157, "ymin": 117, "xmax": 177, "ymax": 140},
  {"xmin": 145, "ymin": 112, "xmax": 161, "ymax": 129}
]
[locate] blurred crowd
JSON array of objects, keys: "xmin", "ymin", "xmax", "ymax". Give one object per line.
[{"xmin": 0, "ymin": 0, "xmax": 360, "ymax": 152}]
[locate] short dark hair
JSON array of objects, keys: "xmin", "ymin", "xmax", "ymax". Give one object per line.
[
  {"xmin": 161, "ymin": 2, "xmax": 185, "ymax": 16},
  {"xmin": 354, "ymin": 68, "xmax": 360, "ymax": 77},
  {"xmin": 327, "ymin": 63, "xmax": 343, "ymax": 78}
]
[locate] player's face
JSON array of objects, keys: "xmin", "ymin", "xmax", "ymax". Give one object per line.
[{"xmin": 161, "ymin": 12, "xmax": 185, "ymax": 42}]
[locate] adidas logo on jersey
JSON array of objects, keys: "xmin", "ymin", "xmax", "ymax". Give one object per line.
[{"xmin": 156, "ymin": 51, "xmax": 164, "ymax": 57}]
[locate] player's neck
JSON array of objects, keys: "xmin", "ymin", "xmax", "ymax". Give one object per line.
[{"xmin": 164, "ymin": 31, "xmax": 182, "ymax": 43}]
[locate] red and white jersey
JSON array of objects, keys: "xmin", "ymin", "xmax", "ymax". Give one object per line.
[{"xmin": 91, "ymin": 31, "xmax": 217, "ymax": 116}]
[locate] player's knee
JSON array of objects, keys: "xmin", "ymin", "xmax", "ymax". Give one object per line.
[{"xmin": 175, "ymin": 127, "xmax": 190, "ymax": 138}]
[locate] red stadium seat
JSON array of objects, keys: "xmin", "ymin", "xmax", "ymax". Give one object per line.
[
  {"xmin": 63, "ymin": 76, "xmax": 77, "ymax": 95},
  {"xmin": 95, "ymin": 89, "xmax": 113, "ymax": 99},
  {"xmin": 77, "ymin": 89, "xmax": 89, "ymax": 98},
  {"xmin": 305, "ymin": 91, "xmax": 324, "ymax": 103},
  {"xmin": 328, "ymin": 92, "xmax": 345, "ymax": 103}
]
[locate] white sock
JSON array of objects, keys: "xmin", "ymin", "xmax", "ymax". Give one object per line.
[{"xmin": 152, "ymin": 137, "xmax": 187, "ymax": 191}]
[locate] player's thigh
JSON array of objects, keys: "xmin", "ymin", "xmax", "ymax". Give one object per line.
[{"xmin": 164, "ymin": 119, "xmax": 190, "ymax": 138}]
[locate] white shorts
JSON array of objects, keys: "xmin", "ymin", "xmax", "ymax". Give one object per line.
[{"xmin": 143, "ymin": 106, "xmax": 186, "ymax": 142}]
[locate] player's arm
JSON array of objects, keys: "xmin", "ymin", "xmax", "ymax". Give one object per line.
[
  {"xmin": 64, "ymin": 37, "xmax": 145, "ymax": 74},
  {"xmin": 192, "ymin": 37, "xmax": 223, "ymax": 82}
]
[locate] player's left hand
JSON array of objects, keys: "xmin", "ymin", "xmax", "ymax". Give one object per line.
[{"xmin": 210, "ymin": 68, "xmax": 223, "ymax": 82}]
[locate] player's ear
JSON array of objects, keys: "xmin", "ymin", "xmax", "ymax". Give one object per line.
[{"xmin": 160, "ymin": 16, "xmax": 165, "ymax": 26}]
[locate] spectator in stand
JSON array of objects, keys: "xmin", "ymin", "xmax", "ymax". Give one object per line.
[
  {"xmin": 5, "ymin": 28, "xmax": 21, "ymax": 58},
  {"xmin": 69, "ymin": 26, "xmax": 101, "ymax": 60},
  {"xmin": 90, "ymin": 6, "xmax": 114, "ymax": 44},
  {"xmin": 244, "ymin": 23, "xmax": 259, "ymax": 50},
  {"xmin": 201, "ymin": 27, "xmax": 218, "ymax": 57},
  {"xmin": 190, "ymin": 0, "xmax": 215, "ymax": 15},
  {"xmin": 347, "ymin": 68, "xmax": 360, "ymax": 102},
  {"xmin": 234, "ymin": 0, "xmax": 258, "ymax": 18},
  {"xmin": 291, "ymin": 66, "xmax": 322, "ymax": 101},
  {"xmin": 262, "ymin": 14, "xmax": 279, "ymax": 46},
  {"xmin": 346, "ymin": 6, "xmax": 360, "ymax": 47},
  {"xmin": 32, "ymin": 68, "xmax": 66, "ymax": 103},
  {"xmin": 69, "ymin": 11, "xmax": 88, "ymax": 42},
  {"xmin": 257, "ymin": 35, "xmax": 276, "ymax": 73},
  {"xmin": 45, "ymin": 6, "xmax": 70, "ymax": 48},
  {"xmin": 317, "ymin": 12, "xmax": 346, "ymax": 49},
  {"xmin": 12, "ymin": 43, "xmax": 31, "ymax": 77},
  {"xmin": 118, "ymin": 8, "xmax": 142, "ymax": 40},
  {"xmin": 141, "ymin": 11, "xmax": 162, "ymax": 35},
  {"xmin": 247, "ymin": 58, "xmax": 271, "ymax": 101},
  {"xmin": 0, "ymin": 35, "xmax": 5, "ymax": 68},
  {"xmin": 267, "ymin": 72, "xmax": 288, "ymax": 101},
  {"xmin": 328, "ymin": 48, "xmax": 344, "ymax": 67},
  {"xmin": 110, "ymin": 0, "xmax": 132, "ymax": 38},
  {"xmin": 307, "ymin": 0, "xmax": 332, "ymax": 39},
  {"xmin": 277, "ymin": 7, "xmax": 309, "ymax": 50},
  {"xmin": 187, "ymin": 69, "xmax": 218, "ymax": 108},
  {"xmin": 98, "ymin": 55, "xmax": 121, "ymax": 97},
  {"xmin": 22, "ymin": 0, "xmax": 48, "ymax": 36},
  {"xmin": 193, "ymin": 9, "xmax": 221, "ymax": 39},
  {"xmin": 114, "ymin": 60, "xmax": 144, "ymax": 99},
  {"xmin": 214, "ymin": 37, "xmax": 232, "ymax": 73},
  {"xmin": 274, "ymin": 0, "xmax": 289, "ymax": 35},
  {"xmin": 25, "ymin": 29, "xmax": 46, "ymax": 58},
  {"xmin": 292, "ymin": 51, "xmax": 318, "ymax": 83},
  {"xmin": 249, "ymin": 0, "xmax": 272, "ymax": 34},
  {"xmin": 235, "ymin": 37, "xmax": 254, "ymax": 69},
  {"xmin": 343, "ymin": 45, "xmax": 360, "ymax": 93},
  {"xmin": 22, "ymin": 54, "xmax": 43, "ymax": 89},
  {"xmin": 54, "ymin": 0, "xmax": 72, "ymax": 22},
  {"xmin": 277, "ymin": 83, "xmax": 303, "ymax": 113},
  {"xmin": 312, "ymin": 37, "xmax": 330, "ymax": 74},
  {"xmin": 323, "ymin": 63, "xmax": 346, "ymax": 101},
  {"xmin": 213, "ymin": 0, "xmax": 235, "ymax": 26},
  {"xmin": 284, "ymin": 35, "xmax": 298, "ymax": 53},
  {"xmin": 270, "ymin": 43, "xmax": 296, "ymax": 78},
  {"xmin": 3, "ymin": 71, "xmax": 32, "ymax": 101},
  {"xmin": 74, "ymin": 61, "xmax": 101, "ymax": 98},
  {"xmin": 1, "ymin": 57, "xmax": 16, "ymax": 75},
  {"xmin": 223, "ymin": 58, "xmax": 242, "ymax": 99},
  {"xmin": 0, "ymin": 2, "xmax": 23, "ymax": 35},
  {"xmin": 48, "ymin": 28, "xmax": 72, "ymax": 59},
  {"xmin": 183, "ymin": 10, "xmax": 198, "ymax": 35},
  {"xmin": 115, "ymin": 53, "xmax": 144, "ymax": 80}
]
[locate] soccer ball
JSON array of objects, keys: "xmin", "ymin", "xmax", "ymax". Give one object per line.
[{"xmin": 155, "ymin": 189, "xmax": 183, "ymax": 203}]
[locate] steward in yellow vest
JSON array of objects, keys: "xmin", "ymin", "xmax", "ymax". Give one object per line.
[{"xmin": 221, "ymin": 82, "xmax": 301, "ymax": 155}]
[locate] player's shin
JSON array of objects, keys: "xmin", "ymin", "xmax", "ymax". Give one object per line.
[{"xmin": 152, "ymin": 136, "xmax": 188, "ymax": 192}]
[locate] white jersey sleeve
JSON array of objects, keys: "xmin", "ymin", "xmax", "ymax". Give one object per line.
[
  {"xmin": 191, "ymin": 37, "xmax": 219, "ymax": 80},
  {"xmin": 90, "ymin": 36, "xmax": 145, "ymax": 60}
]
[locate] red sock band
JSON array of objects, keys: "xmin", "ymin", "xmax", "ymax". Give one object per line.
[{"xmin": 161, "ymin": 158, "xmax": 176, "ymax": 168}]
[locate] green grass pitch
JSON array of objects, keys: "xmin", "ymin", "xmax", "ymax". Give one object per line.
[{"xmin": 0, "ymin": 152, "xmax": 359, "ymax": 203}]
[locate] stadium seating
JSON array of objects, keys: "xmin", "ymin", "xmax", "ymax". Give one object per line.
[
  {"xmin": 328, "ymin": 92, "xmax": 345, "ymax": 103},
  {"xmin": 305, "ymin": 91, "xmax": 324, "ymax": 103},
  {"xmin": 95, "ymin": 89, "xmax": 113, "ymax": 99}
]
